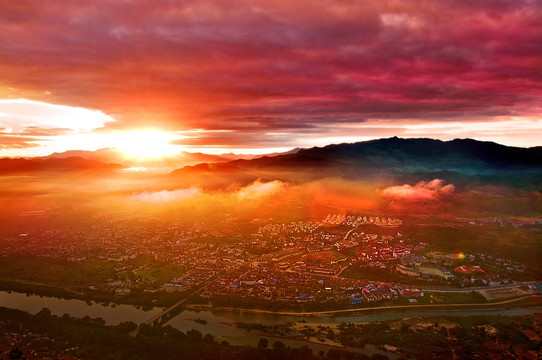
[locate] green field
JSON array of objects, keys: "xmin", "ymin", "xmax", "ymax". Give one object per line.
[
  {"xmin": 404, "ymin": 224, "xmax": 542, "ymax": 279},
  {"xmin": 0, "ymin": 255, "xmax": 116, "ymax": 288}
]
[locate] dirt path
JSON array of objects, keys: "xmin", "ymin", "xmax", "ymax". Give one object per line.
[{"xmin": 0, "ymin": 278, "xmax": 85, "ymax": 296}]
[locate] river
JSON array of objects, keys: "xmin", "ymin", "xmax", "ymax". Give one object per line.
[
  {"xmin": 1, "ymin": 290, "xmax": 541, "ymax": 358},
  {"xmin": 0, "ymin": 290, "xmax": 161, "ymax": 325}
]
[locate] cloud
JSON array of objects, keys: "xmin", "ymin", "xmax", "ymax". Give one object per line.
[
  {"xmin": 127, "ymin": 179, "xmax": 287, "ymax": 204},
  {"xmin": 235, "ymin": 179, "xmax": 287, "ymax": 200},
  {"xmin": 0, "ymin": 99, "xmax": 117, "ymax": 156},
  {"xmin": 129, "ymin": 187, "xmax": 200, "ymax": 202},
  {"xmin": 381, "ymin": 179, "xmax": 455, "ymax": 202},
  {"xmin": 1, "ymin": 0, "xmax": 541, "ymax": 151},
  {"xmin": 0, "ymin": 99, "xmax": 113, "ymax": 132},
  {"xmin": 0, "ymin": 136, "xmax": 41, "ymax": 149}
]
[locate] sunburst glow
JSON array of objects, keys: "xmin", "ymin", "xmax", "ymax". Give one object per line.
[{"xmin": 115, "ymin": 129, "xmax": 181, "ymax": 160}]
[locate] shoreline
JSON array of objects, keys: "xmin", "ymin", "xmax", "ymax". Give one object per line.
[
  {"xmin": 1, "ymin": 282, "xmax": 540, "ymax": 320},
  {"xmin": 236, "ymin": 329, "xmax": 346, "ymax": 349},
  {"xmin": 185, "ymin": 294, "xmax": 542, "ymax": 317}
]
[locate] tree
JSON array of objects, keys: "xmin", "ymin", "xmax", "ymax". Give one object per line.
[
  {"xmin": 93, "ymin": 317, "xmax": 106, "ymax": 326},
  {"xmin": 116, "ymin": 321, "xmax": 138, "ymax": 334},
  {"xmin": 204, "ymin": 333, "xmax": 215, "ymax": 343},
  {"xmin": 298, "ymin": 345, "xmax": 313, "ymax": 357},
  {"xmin": 257, "ymin": 338, "xmax": 268, "ymax": 350},
  {"xmin": 36, "ymin": 308, "xmax": 51, "ymax": 318},
  {"xmin": 186, "ymin": 329, "xmax": 203, "ymax": 341},
  {"xmin": 272, "ymin": 341, "xmax": 286, "ymax": 351},
  {"xmin": 327, "ymin": 348, "xmax": 353, "ymax": 359},
  {"xmin": 8, "ymin": 348, "xmax": 23, "ymax": 360}
]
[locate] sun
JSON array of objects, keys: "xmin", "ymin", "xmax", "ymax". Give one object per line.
[{"xmin": 115, "ymin": 129, "xmax": 181, "ymax": 160}]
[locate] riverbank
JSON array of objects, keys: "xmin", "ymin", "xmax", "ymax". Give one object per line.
[
  {"xmin": 185, "ymin": 294, "xmax": 542, "ymax": 317},
  {"xmin": 0, "ymin": 290, "xmax": 163, "ymax": 325},
  {"xmin": 0, "ymin": 278, "xmax": 190, "ymax": 309},
  {"xmin": 0, "ymin": 279, "xmax": 86, "ymax": 298},
  {"xmin": 2, "ymin": 289, "xmax": 541, "ymax": 359}
]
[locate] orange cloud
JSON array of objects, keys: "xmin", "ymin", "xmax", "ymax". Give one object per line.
[
  {"xmin": 129, "ymin": 187, "xmax": 200, "ymax": 202},
  {"xmin": 127, "ymin": 179, "xmax": 287, "ymax": 204},
  {"xmin": 381, "ymin": 179, "xmax": 455, "ymax": 202},
  {"xmin": 235, "ymin": 179, "xmax": 287, "ymax": 200}
]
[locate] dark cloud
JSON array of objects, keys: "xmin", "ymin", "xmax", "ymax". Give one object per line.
[{"xmin": 0, "ymin": 0, "xmax": 541, "ymax": 148}]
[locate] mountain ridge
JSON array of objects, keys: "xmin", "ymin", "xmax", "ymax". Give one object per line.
[{"xmin": 170, "ymin": 137, "xmax": 542, "ymax": 188}]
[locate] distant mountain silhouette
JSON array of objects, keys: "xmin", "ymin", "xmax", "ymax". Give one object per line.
[
  {"xmin": 46, "ymin": 147, "xmax": 301, "ymax": 169},
  {"xmin": 171, "ymin": 138, "xmax": 542, "ymax": 188},
  {"xmin": 46, "ymin": 148, "xmax": 235, "ymax": 168},
  {"xmin": 0, "ymin": 156, "xmax": 122, "ymax": 174},
  {"xmin": 294, "ymin": 137, "xmax": 542, "ymax": 174}
]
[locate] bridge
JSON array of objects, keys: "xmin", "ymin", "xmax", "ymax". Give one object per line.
[{"xmin": 131, "ymin": 271, "xmax": 225, "ymax": 336}]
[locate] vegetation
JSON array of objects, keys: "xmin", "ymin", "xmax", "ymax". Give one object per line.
[
  {"xmin": 405, "ymin": 224, "xmax": 542, "ymax": 279},
  {"xmin": 0, "ymin": 307, "xmax": 384, "ymax": 360},
  {"xmin": 227, "ymin": 314, "xmax": 542, "ymax": 360},
  {"xmin": 0, "ymin": 256, "xmax": 115, "ymax": 289},
  {"xmin": 333, "ymin": 314, "xmax": 542, "ymax": 359}
]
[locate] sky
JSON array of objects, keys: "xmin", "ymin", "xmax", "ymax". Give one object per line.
[{"xmin": 0, "ymin": 0, "xmax": 541, "ymax": 157}]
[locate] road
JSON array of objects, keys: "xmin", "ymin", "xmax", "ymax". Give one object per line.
[
  {"xmin": 420, "ymin": 282, "xmax": 536, "ymax": 293},
  {"xmin": 203, "ymin": 294, "xmax": 541, "ymax": 317},
  {"xmin": 343, "ymin": 228, "xmax": 356, "ymax": 241}
]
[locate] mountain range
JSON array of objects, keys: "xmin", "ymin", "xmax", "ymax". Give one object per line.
[
  {"xmin": 1, "ymin": 138, "xmax": 540, "ymax": 189},
  {"xmin": 171, "ymin": 137, "xmax": 542, "ymax": 189}
]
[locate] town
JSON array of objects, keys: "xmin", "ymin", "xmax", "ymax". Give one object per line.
[{"xmin": 1, "ymin": 211, "xmax": 538, "ymax": 310}]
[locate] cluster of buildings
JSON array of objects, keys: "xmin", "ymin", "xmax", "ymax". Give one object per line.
[
  {"xmin": 323, "ymin": 214, "xmax": 402, "ymax": 227},
  {"xmin": 454, "ymin": 216, "xmax": 542, "ymax": 228},
  {"xmin": 1, "ymin": 211, "xmax": 531, "ymax": 305},
  {"xmin": 396, "ymin": 263, "xmax": 455, "ymax": 280},
  {"xmin": 258, "ymin": 221, "xmax": 320, "ymax": 235},
  {"xmin": 395, "ymin": 252, "xmax": 512, "ymax": 287},
  {"xmin": 89, "ymin": 278, "xmax": 132, "ymax": 295},
  {"xmin": 4, "ymin": 217, "xmax": 209, "ymax": 264},
  {"xmin": 352, "ymin": 233, "xmax": 427, "ymax": 263},
  {"xmin": 162, "ymin": 268, "xmax": 217, "ymax": 292},
  {"xmin": 199, "ymin": 264, "xmax": 423, "ymax": 304}
]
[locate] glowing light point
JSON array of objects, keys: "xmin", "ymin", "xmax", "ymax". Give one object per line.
[{"xmin": 115, "ymin": 129, "xmax": 181, "ymax": 160}]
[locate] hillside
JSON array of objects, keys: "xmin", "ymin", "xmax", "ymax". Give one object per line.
[{"xmin": 171, "ymin": 138, "xmax": 542, "ymax": 188}]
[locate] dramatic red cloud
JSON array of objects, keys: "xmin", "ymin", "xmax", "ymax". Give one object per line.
[
  {"xmin": 0, "ymin": 0, "xmax": 541, "ymax": 152},
  {"xmin": 381, "ymin": 179, "xmax": 455, "ymax": 202}
]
